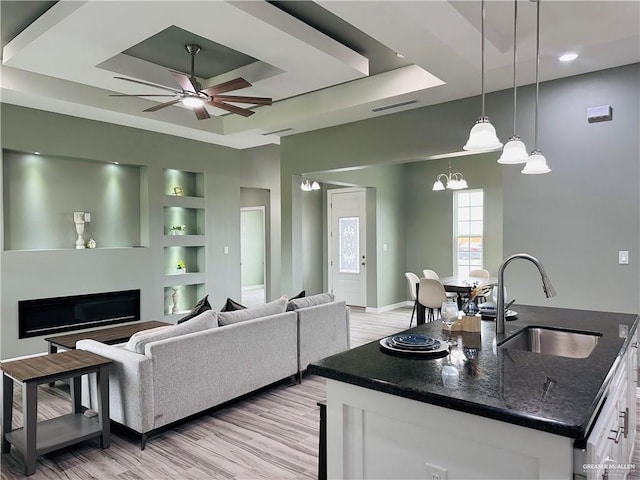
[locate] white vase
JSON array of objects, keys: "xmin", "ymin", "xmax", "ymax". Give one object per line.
[{"xmin": 73, "ymin": 212, "xmax": 85, "ymax": 249}]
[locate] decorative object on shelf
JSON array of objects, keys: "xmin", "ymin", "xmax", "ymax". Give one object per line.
[
  {"xmin": 300, "ymin": 179, "xmax": 320, "ymax": 192},
  {"xmin": 173, "ymin": 186, "xmax": 184, "ymax": 196},
  {"xmin": 176, "ymin": 259, "xmax": 186, "ymax": 274},
  {"xmin": 86, "ymin": 238, "xmax": 97, "ymax": 249},
  {"xmin": 498, "ymin": 0, "xmax": 529, "ymax": 165},
  {"xmin": 432, "ymin": 161, "xmax": 468, "ymax": 191},
  {"xmin": 170, "ymin": 224, "xmax": 186, "ymax": 235},
  {"xmin": 73, "ymin": 211, "xmax": 86, "ymax": 249},
  {"xmin": 521, "ymin": 0, "xmax": 551, "ymax": 174},
  {"xmin": 463, "ymin": 0, "xmax": 502, "ymax": 152},
  {"xmin": 171, "ymin": 288, "xmax": 179, "ymax": 314}
]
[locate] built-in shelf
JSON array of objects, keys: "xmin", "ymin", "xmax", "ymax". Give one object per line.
[
  {"xmin": 163, "ymin": 169, "xmax": 204, "ymax": 198},
  {"xmin": 164, "ymin": 246, "xmax": 205, "ymax": 275},
  {"xmin": 164, "ymin": 207, "xmax": 205, "ymax": 236},
  {"xmin": 162, "ymin": 168, "xmax": 206, "ymax": 318},
  {"xmin": 164, "ymin": 283, "xmax": 206, "ymax": 316}
]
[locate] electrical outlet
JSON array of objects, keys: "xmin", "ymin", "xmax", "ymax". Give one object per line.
[
  {"xmin": 425, "ymin": 463, "xmax": 447, "ymax": 480},
  {"xmin": 223, "ymin": 246, "xmax": 229, "ymax": 255},
  {"xmin": 84, "ymin": 212, "xmax": 91, "ymax": 222}
]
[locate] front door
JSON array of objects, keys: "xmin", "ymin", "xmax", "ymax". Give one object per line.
[{"xmin": 328, "ymin": 188, "xmax": 366, "ymax": 307}]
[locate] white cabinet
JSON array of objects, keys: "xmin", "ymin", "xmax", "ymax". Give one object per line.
[{"xmin": 576, "ymin": 330, "xmax": 637, "ymax": 479}]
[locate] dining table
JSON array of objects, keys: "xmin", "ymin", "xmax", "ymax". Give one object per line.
[{"xmin": 416, "ymin": 275, "xmax": 497, "ymax": 325}]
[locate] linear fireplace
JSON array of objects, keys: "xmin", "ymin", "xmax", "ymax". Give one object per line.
[{"xmin": 18, "ymin": 290, "xmax": 141, "ymax": 338}]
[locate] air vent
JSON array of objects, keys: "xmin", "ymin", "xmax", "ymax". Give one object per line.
[
  {"xmin": 262, "ymin": 127, "xmax": 293, "ymax": 136},
  {"xmin": 371, "ymin": 100, "xmax": 419, "ymax": 113}
]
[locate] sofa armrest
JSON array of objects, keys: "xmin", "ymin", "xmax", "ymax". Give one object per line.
[
  {"xmin": 77, "ymin": 339, "xmax": 154, "ymax": 434},
  {"xmin": 297, "ymin": 300, "xmax": 349, "ymax": 372}
]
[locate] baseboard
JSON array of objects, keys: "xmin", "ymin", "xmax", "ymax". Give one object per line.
[{"xmin": 365, "ymin": 301, "xmax": 412, "ymax": 314}]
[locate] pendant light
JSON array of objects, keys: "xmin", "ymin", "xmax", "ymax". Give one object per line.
[
  {"xmin": 464, "ymin": 0, "xmax": 503, "ymax": 151},
  {"xmin": 498, "ymin": 0, "xmax": 528, "ymax": 164},
  {"xmin": 522, "ymin": 0, "xmax": 551, "ymax": 174}
]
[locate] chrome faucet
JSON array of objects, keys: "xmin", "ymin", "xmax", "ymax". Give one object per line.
[{"xmin": 496, "ymin": 253, "xmax": 557, "ymax": 334}]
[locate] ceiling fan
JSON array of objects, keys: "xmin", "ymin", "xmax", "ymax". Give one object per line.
[{"xmin": 110, "ymin": 44, "xmax": 272, "ymax": 119}]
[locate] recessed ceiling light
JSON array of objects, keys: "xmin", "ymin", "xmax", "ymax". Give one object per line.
[
  {"xmin": 114, "ymin": 161, "xmax": 119, "ymax": 165},
  {"xmin": 396, "ymin": 52, "xmax": 405, "ymax": 59},
  {"xmin": 559, "ymin": 52, "xmax": 578, "ymax": 62},
  {"xmin": 34, "ymin": 151, "xmax": 40, "ymax": 155}
]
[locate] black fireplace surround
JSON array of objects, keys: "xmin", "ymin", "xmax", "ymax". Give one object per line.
[{"xmin": 18, "ymin": 290, "xmax": 141, "ymax": 338}]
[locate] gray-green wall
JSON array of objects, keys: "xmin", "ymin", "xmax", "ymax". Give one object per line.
[
  {"xmin": 1, "ymin": 105, "xmax": 281, "ymax": 359},
  {"xmin": 281, "ymin": 63, "xmax": 639, "ymax": 314}
]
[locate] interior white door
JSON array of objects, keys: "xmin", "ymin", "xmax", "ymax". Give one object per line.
[
  {"xmin": 240, "ymin": 207, "xmax": 265, "ymax": 305},
  {"xmin": 329, "ymin": 189, "xmax": 366, "ymax": 307}
]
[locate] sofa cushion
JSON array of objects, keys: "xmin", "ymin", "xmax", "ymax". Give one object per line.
[
  {"xmin": 218, "ymin": 297, "xmax": 287, "ymax": 326},
  {"xmin": 287, "ymin": 292, "xmax": 334, "ymax": 311},
  {"xmin": 219, "ymin": 297, "xmax": 246, "ymax": 312},
  {"xmin": 124, "ymin": 310, "xmax": 218, "ymax": 354},
  {"xmin": 177, "ymin": 295, "xmax": 212, "ymax": 324}
]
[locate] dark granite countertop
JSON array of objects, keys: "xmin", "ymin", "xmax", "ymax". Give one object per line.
[{"xmin": 308, "ymin": 305, "xmax": 638, "ymax": 444}]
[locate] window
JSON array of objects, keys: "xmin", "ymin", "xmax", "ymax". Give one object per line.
[
  {"xmin": 338, "ymin": 216, "xmax": 359, "ymax": 273},
  {"xmin": 454, "ymin": 189, "xmax": 484, "ymax": 277}
]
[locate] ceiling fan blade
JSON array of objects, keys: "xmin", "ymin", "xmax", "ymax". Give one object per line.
[
  {"xmin": 208, "ymin": 99, "xmax": 255, "ymax": 117},
  {"xmin": 193, "ymin": 106, "xmax": 210, "ymax": 120},
  {"xmin": 214, "ymin": 95, "xmax": 272, "ymax": 106},
  {"xmin": 169, "ymin": 70, "xmax": 196, "ymax": 93},
  {"xmin": 201, "ymin": 77, "xmax": 252, "ymax": 96},
  {"xmin": 114, "ymin": 76, "xmax": 182, "ymax": 94},
  {"xmin": 143, "ymin": 99, "xmax": 182, "ymax": 112},
  {"xmin": 109, "ymin": 94, "xmax": 178, "ymax": 97}
]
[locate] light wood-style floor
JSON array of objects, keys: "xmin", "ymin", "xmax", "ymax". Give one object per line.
[{"xmin": 2, "ymin": 306, "xmax": 639, "ymax": 479}]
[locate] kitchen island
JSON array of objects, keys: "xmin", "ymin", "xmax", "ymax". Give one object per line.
[{"xmin": 308, "ymin": 305, "xmax": 638, "ymax": 479}]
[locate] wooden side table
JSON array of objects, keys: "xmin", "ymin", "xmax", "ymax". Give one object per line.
[
  {"xmin": 1, "ymin": 350, "xmax": 112, "ymax": 476},
  {"xmin": 44, "ymin": 320, "xmax": 170, "ymax": 354}
]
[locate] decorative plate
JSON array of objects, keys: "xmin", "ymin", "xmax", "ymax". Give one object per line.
[{"xmin": 379, "ymin": 336, "xmax": 449, "ymax": 355}]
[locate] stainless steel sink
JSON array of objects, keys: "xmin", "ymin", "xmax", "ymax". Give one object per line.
[{"xmin": 499, "ymin": 326, "xmax": 602, "ymax": 359}]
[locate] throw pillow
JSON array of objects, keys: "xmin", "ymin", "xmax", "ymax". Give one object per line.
[
  {"xmin": 218, "ymin": 297, "xmax": 287, "ymax": 326},
  {"xmin": 287, "ymin": 292, "xmax": 334, "ymax": 311},
  {"xmin": 290, "ymin": 290, "xmax": 306, "ymax": 300},
  {"xmin": 124, "ymin": 310, "xmax": 218, "ymax": 354},
  {"xmin": 219, "ymin": 297, "xmax": 247, "ymax": 312},
  {"xmin": 177, "ymin": 295, "xmax": 211, "ymax": 324}
]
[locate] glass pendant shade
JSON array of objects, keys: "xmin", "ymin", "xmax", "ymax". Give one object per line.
[
  {"xmin": 464, "ymin": 117, "xmax": 503, "ymax": 151},
  {"xmin": 498, "ymin": 135, "xmax": 529, "ymax": 164},
  {"xmin": 311, "ymin": 181, "xmax": 320, "ymax": 190},
  {"xmin": 521, "ymin": 150, "xmax": 551, "ymax": 174},
  {"xmin": 432, "ymin": 180, "xmax": 445, "ymax": 191}
]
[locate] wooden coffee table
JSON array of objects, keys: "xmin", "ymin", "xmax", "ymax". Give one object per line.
[
  {"xmin": 1, "ymin": 350, "xmax": 112, "ymax": 476},
  {"xmin": 44, "ymin": 320, "xmax": 170, "ymax": 354}
]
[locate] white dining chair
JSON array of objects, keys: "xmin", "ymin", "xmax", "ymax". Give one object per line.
[
  {"xmin": 423, "ymin": 269, "xmax": 458, "ymax": 301},
  {"xmin": 469, "ymin": 269, "xmax": 491, "ymax": 303},
  {"xmin": 418, "ymin": 278, "xmax": 448, "ymax": 322},
  {"xmin": 404, "ymin": 272, "xmax": 420, "ymax": 327},
  {"xmin": 469, "ymin": 269, "xmax": 490, "ymax": 280}
]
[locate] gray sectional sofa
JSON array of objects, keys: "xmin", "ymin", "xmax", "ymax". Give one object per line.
[{"xmin": 78, "ymin": 294, "xmax": 349, "ymax": 448}]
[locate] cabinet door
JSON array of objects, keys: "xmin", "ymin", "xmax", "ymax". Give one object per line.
[{"xmin": 626, "ymin": 330, "xmax": 638, "ymax": 463}]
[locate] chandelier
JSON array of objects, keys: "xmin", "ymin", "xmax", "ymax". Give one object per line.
[
  {"xmin": 432, "ymin": 162, "xmax": 468, "ymax": 191},
  {"xmin": 300, "ymin": 180, "xmax": 320, "ymax": 191}
]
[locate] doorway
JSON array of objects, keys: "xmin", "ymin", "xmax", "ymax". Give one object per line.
[
  {"xmin": 328, "ymin": 188, "xmax": 367, "ymax": 307},
  {"xmin": 240, "ymin": 206, "xmax": 265, "ymax": 307}
]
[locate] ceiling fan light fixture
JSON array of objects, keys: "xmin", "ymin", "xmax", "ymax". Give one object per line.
[
  {"xmin": 498, "ymin": 135, "xmax": 529, "ymax": 164},
  {"xmin": 182, "ymin": 96, "xmax": 205, "ymax": 108}
]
